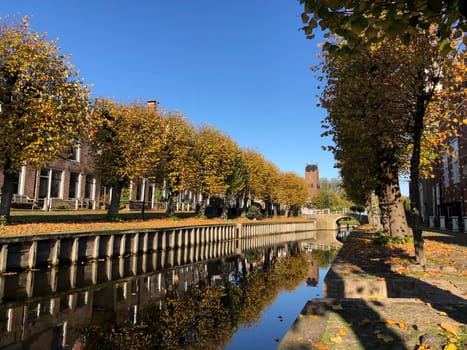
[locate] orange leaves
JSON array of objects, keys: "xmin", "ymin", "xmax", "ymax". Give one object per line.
[
  {"xmin": 338, "ymin": 327, "xmax": 347, "ymax": 336},
  {"xmin": 308, "ymin": 339, "xmax": 329, "ymax": 350},
  {"xmin": 328, "ymin": 327, "xmax": 348, "ymax": 344},
  {"xmin": 382, "ymin": 318, "xmax": 396, "ymax": 326},
  {"xmin": 439, "ymin": 322, "xmax": 459, "ymax": 335},
  {"xmin": 397, "ymin": 321, "xmax": 408, "ymax": 329}
]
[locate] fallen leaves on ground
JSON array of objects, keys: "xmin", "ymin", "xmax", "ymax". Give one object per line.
[
  {"xmin": 330, "ymin": 335, "xmax": 342, "ymax": 344},
  {"xmin": 397, "ymin": 321, "xmax": 408, "ymax": 329},
  {"xmin": 417, "ymin": 344, "xmax": 433, "ymax": 350},
  {"xmin": 0, "ymin": 215, "xmax": 310, "ymax": 237},
  {"xmin": 309, "ymin": 340, "xmax": 329, "ymax": 350},
  {"xmin": 440, "ymin": 321, "xmax": 459, "ymax": 335}
]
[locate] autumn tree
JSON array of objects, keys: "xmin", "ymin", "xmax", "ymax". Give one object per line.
[
  {"xmin": 318, "ymin": 40, "xmax": 410, "ymax": 236},
  {"xmin": 222, "ymin": 151, "xmax": 247, "ymax": 219},
  {"xmin": 262, "ymin": 161, "xmax": 282, "ymax": 217},
  {"xmin": 194, "ymin": 125, "xmax": 241, "ymax": 217},
  {"xmin": 0, "ymin": 17, "xmax": 90, "ymax": 224},
  {"xmin": 154, "ymin": 112, "xmax": 198, "ymax": 216},
  {"xmin": 278, "ymin": 172, "xmax": 308, "ymax": 216},
  {"xmin": 301, "ymin": 0, "xmax": 466, "ymax": 263},
  {"xmin": 90, "ymin": 99, "xmax": 164, "ymax": 219},
  {"xmin": 300, "ymin": 0, "xmax": 466, "ymax": 54},
  {"xmin": 241, "ymin": 149, "xmax": 269, "ymax": 216}
]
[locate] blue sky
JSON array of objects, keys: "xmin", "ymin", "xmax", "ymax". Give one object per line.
[{"xmin": 1, "ymin": 0, "xmax": 340, "ymax": 180}]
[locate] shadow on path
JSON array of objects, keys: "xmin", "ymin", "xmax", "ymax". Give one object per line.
[{"xmin": 323, "ymin": 232, "xmax": 466, "ymax": 349}]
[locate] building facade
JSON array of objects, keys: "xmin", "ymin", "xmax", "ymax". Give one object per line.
[
  {"xmin": 420, "ymin": 102, "xmax": 467, "ymax": 231},
  {"xmin": 0, "ymin": 142, "xmax": 101, "ymax": 210}
]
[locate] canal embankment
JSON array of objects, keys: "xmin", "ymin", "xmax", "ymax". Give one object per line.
[
  {"xmin": 278, "ymin": 227, "xmax": 467, "ymax": 350},
  {"xmin": 0, "ymin": 220, "xmax": 317, "ymax": 272}
]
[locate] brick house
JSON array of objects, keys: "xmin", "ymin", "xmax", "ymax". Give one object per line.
[
  {"xmin": 0, "ymin": 142, "xmax": 101, "ymax": 210},
  {"xmin": 420, "ymin": 101, "xmax": 467, "ymax": 232}
]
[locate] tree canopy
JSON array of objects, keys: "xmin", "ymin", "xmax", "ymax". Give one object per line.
[
  {"xmin": 300, "ymin": 0, "xmax": 466, "ymax": 54},
  {"xmin": 0, "ymin": 17, "xmax": 89, "ymax": 222}
]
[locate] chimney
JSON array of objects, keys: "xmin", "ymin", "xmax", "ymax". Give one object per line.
[{"xmin": 146, "ymin": 100, "xmax": 159, "ymax": 112}]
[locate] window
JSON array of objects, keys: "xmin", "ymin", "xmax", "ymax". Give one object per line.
[
  {"xmin": 50, "ymin": 170, "xmax": 62, "ymax": 198},
  {"xmin": 12, "ymin": 167, "xmax": 23, "ymax": 195},
  {"xmin": 38, "ymin": 169, "xmax": 63, "ymax": 198},
  {"xmin": 39, "ymin": 169, "xmax": 50, "ymax": 199},
  {"xmin": 66, "ymin": 142, "xmax": 80, "ymax": 161},
  {"xmin": 67, "ymin": 147, "xmax": 79, "ymax": 161},
  {"xmin": 85, "ymin": 175, "xmax": 94, "ymax": 199},
  {"xmin": 69, "ymin": 172, "xmax": 80, "ymax": 199}
]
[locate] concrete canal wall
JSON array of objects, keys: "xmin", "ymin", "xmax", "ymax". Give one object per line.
[{"xmin": 0, "ymin": 221, "xmax": 315, "ymax": 272}]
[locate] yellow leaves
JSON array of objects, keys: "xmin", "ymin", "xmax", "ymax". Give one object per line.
[
  {"xmin": 330, "ymin": 335, "xmax": 342, "ymax": 343},
  {"xmin": 439, "ymin": 322, "xmax": 459, "ymax": 335},
  {"xmin": 443, "ymin": 344, "xmax": 457, "ymax": 350}
]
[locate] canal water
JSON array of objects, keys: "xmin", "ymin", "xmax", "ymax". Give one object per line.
[{"xmin": 0, "ymin": 230, "xmax": 340, "ymax": 350}]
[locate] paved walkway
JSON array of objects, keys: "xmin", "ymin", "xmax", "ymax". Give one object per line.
[{"xmin": 278, "ymin": 228, "xmax": 467, "ymax": 350}]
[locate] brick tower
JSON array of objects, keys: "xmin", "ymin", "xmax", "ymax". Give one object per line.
[{"xmin": 305, "ymin": 163, "xmax": 319, "ymax": 199}]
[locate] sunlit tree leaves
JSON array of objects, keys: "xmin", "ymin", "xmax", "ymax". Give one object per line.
[
  {"xmin": 154, "ymin": 112, "xmax": 198, "ymax": 216},
  {"xmin": 300, "ymin": 0, "xmax": 467, "ymax": 52},
  {"xmin": 194, "ymin": 125, "xmax": 241, "ymax": 217},
  {"xmin": 90, "ymin": 99, "xmax": 164, "ymax": 219},
  {"xmin": 0, "ymin": 17, "xmax": 90, "ymax": 223}
]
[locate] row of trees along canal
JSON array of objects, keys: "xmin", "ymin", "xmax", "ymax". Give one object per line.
[
  {"xmin": 300, "ymin": 0, "xmax": 467, "ymax": 265},
  {"xmin": 0, "ymin": 17, "xmax": 316, "ymax": 225}
]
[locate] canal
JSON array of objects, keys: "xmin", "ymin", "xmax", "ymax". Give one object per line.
[{"xmin": 0, "ymin": 229, "xmax": 341, "ymax": 350}]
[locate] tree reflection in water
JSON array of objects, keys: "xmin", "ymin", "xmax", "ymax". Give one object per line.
[{"xmin": 79, "ymin": 248, "xmax": 318, "ymax": 350}]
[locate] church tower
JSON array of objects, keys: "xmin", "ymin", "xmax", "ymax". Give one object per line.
[{"xmin": 305, "ymin": 163, "xmax": 319, "ymax": 199}]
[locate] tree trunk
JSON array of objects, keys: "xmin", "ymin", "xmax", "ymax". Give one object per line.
[
  {"xmin": 165, "ymin": 190, "xmax": 177, "ymax": 217},
  {"xmin": 0, "ymin": 169, "xmax": 17, "ymax": 225},
  {"xmin": 385, "ymin": 182, "xmax": 409, "ymax": 237},
  {"xmin": 273, "ymin": 203, "xmax": 279, "ymax": 216},
  {"xmin": 410, "ymin": 94, "xmax": 427, "ymax": 265},
  {"xmin": 107, "ymin": 182, "xmax": 123, "ymax": 220},
  {"xmin": 379, "ymin": 193, "xmax": 391, "ymax": 234},
  {"xmin": 221, "ymin": 196, "xmax": 229, "ymax": 220},
  {"xmin": 367, "ymin": 191, "xmax": 383, "ymax": 230},
  {"xmin": 197, "ymin": 196, "xmax": 207, "ymax": 217},
  {"xmin": 240, "ymin": 191, "xmax": 248, "ymax": 218}
]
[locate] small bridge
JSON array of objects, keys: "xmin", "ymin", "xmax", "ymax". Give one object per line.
[{"xmin": 301, "ymin": 208, "xmax": 368, "ymax": 231}]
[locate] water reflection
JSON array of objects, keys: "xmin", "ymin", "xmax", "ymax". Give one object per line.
[{"xmin": 0, "ymin": 231, "xmax": 339, "ymax": 350}]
